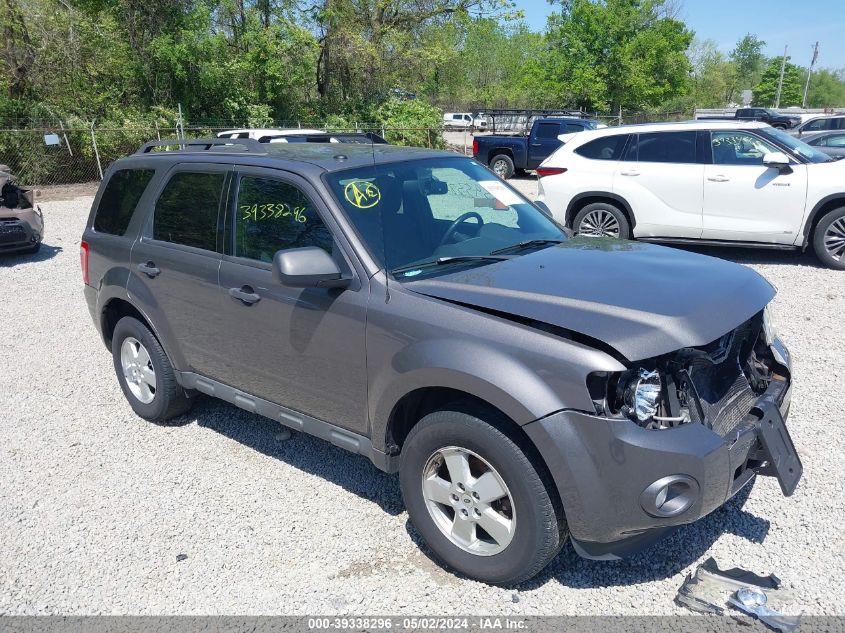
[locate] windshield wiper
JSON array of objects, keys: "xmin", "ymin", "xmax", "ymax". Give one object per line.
[
  {"xmin": 391, "ymin": 255, "xmax": 512, "ymax": 276},
  {"xmin": 490, "ymin": 238, "xmax": 565, "ymax": 255}
]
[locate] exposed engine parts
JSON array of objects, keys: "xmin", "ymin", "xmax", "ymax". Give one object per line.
[{"xmin": 593, "ymin": 309, "xmax": 788, "ymax": 434}]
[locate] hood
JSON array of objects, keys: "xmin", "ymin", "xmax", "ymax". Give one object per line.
[{"xmin": 404, "ymin": 238, "xmax": 775, "ymax": 361}]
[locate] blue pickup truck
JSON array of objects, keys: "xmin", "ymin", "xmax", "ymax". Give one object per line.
[{"xmin": 472, "ymin": 117, "xmax": 601, "ymax": 178}]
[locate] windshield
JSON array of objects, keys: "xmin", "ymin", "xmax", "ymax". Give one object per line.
[
  {"xmin": 325, "ymin": 157, "xmax": 565, "ymax": 278},
  {"xmin": 761, "ymin": 127, "xmax": 833, "ymax": 163}
]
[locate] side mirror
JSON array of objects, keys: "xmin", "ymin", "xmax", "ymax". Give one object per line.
[
  {"xmin": 763, "ymin": 151, "xmax": 791, "ymax": 171},
  {"xmin": 272, "ymin": 247, "xmax": 349, "ymax": 289}
]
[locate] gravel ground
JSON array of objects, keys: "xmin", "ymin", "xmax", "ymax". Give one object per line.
[{"xmin": 1, "ymin": 191, "xmax": 843, "ymax": 616}]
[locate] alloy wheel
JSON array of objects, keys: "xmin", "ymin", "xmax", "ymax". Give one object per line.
[
  {"xmin": 824, "ymin": 217, "xmax": 845, "ymax": 261},
  {"xmin": 578, "ymin": 208, "xmax": 621, "ymax": 237},
  {"xmin": 120, "ymin": 336, "xmax": 157, "ymax": 404},
  {"xmin": 421, "ymin": 446, "xmax": 515, "ymax": 556}
]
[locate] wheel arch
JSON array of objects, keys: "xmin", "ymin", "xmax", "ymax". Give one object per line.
[
  {"xmin": 385, "ymin": 387, "xmax": 564, "ymax": 514},
  {"xmin": 100, "ymin": 296, "xmax": 185, "ymax": 371},
  {"xmin": 488, "ymin": 147, "xmax": 515, "ymax": 164},
  {"xmin": 801, "ymin": 194, "xmax": 845, "ymax": 250},
  {"xmin": 565, "ymin": 192, "xmax": 637, "ymax": 231}
]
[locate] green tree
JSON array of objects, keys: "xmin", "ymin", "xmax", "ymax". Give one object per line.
[
  {"xmin": 729, "ymin": 33, "xmax": 766, "ymax": 97},
  {"xmin": 534, "ymin": 0, "xmax": 693, "ymax": 112},
  {"xmin": 806, "ymin": 68, "xmax": 845, "ymax": 108},
  {"xmin": 753, "ymin": 57, "xmax": 803, "ymax": 107},
  {"xmin": 687, "ymin": 38, "xmax": 737, "ymax": 107}
]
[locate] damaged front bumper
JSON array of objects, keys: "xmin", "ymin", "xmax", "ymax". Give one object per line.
[
  {"xmin": 0, "ymin": 207, "xmax": 44, "ymax": 253},
  {"xmin": 523, "ymin": 337, "xmax": 800, "ymax": 560}
]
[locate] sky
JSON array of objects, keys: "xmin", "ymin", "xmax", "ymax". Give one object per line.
[{"xmin": 518, "ymin": 0, "xmax": 845, "ymax": 70}]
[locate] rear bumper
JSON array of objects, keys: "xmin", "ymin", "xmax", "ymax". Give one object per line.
[{"xmin": 524, "ymin": 359, "xmax": 796, "ymax": 560}]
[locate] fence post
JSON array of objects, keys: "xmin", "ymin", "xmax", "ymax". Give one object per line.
[
  {"xmin": 155, "ymin": 122, "xmax": 161, "ymax": 141},
  {"xmin": 58, "ymin": 120, "xmax": 73, "ymax": 156},
  {"xmin": 90, "ymin": 121, "xmax": 104, "ymax": 181},
  {"xmin": 427, "ymin": 129, "xmax": 431, "ymax": 149}
]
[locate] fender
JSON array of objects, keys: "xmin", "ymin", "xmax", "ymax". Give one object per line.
[
  {"xmin": 565, "ymin": 191, "xmax": 637, "ymax": 229},
  {"xmin": 799, "ymin": 193, "xmax": 845, "ymax": 249},
  {"xmin": 368, "ymin": 336, "xmax": 589, "ymax": 449}
]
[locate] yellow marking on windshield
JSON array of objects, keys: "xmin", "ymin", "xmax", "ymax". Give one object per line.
[{"xmin": 344, "ymin": 181, "xmax": 381, "ymax": 209}]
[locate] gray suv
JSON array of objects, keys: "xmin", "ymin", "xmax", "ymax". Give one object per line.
[{"xmin": 82, "ymin": 138, "xmax": 802, "ymax": 585}]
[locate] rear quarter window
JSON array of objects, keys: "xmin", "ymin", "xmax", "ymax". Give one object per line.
[
  {"xmin": 93, "ymin": 169, "xmax": 155, "ymax": 236},
  {"xmin": 574, "ymin": 134, "xmax": 629, "ymax": 160}
]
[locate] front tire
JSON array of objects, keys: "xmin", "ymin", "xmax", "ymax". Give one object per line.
[
  {"xmin": 813, "ymin": 207, "xmax": 845, "ymax": 270},
  {"xmin": 111, "ymin": 316, "xmax": 193, "ymax": 422},
  {"xmin": 399, "ymin": 406, "xmax": 566, "ymax": 585},
  {"xmin": 489, "ymin": 154, "xmax": 515, "ymax": 180},
  {"xmin": 573, "ymin": 201, "xmax": 631, "ymax": 239}
]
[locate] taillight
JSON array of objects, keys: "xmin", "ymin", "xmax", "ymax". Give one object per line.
[
  {"xmin": 80, "ymin": 241, "xmax": 90, "ymax": 285},
  {"xmin": 472, "ymin": 139, "xmax": 479, "ymax": 155},
  {"xmin": 536, "ymin": 167, "xmax": 567, "ymax": 178}
]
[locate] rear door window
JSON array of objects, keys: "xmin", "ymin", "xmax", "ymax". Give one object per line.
[
  {"xmin": 627, "ymin": 131, "xmax": 697, "ymax": 163},
  {"xmin": 575, "ymin": 134, "xmax": 629, "ymax": 160},
  {"xmin": 153, "ymin": 172, "xmax": 225, "ymax": 251},
  {"xmin": 93, "ymin": 169, "xmax": 155, "ymax": 235}
]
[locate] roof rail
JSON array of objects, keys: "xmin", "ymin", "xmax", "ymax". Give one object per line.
[{"xmin": 135, "ymin": 138, "xmax": 266, "ymax": 155}]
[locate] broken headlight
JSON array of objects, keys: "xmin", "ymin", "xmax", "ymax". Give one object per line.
[
  {"xmin": 762, "ymin": 305, "xmax": 777, "ymax": 346},
  {"xmin": 618, "ymin": 367, "xmax": 663, "ymax": 423}
]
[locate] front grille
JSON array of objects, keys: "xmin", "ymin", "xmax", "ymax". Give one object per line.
[{"xmin": 684, "ymin": 317, "xmax": 761, "ymax": 437}]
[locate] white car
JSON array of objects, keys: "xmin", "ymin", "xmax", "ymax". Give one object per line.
[
  {"xmin": 443, "ymin": 113, "xmax": 487, "ymax": 130},
  {"xmin": 536, "ymin": 121, "xmax": 845, "ymax": 269},
  {"xmin": 216, "ymin": 128, "xmax": 324, "ymax": 140}
]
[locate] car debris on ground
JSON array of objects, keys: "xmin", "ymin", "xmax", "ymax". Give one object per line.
[{"xmin": 676, "ymin": 557, "xmax": 801, "ymax": 632}]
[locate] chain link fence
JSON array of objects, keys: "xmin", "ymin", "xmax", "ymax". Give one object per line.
[
  {"xmin": 0, "ymin": 110, "xmax": 690, "ymax": 187},
  {"xmin": 0, "ymin": 124, "xmax": 445, "ymax": 187}
]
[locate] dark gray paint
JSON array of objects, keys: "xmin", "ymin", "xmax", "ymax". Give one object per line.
[
  {"xmin": 82, "ymin": 142, "xmax": 794, "ymax": 558},
  {"xmin": 405, "ymin": 237, "xmax": 775, "ymax": 361}
]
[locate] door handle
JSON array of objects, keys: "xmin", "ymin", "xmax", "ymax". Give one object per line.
[
  {"xmin": 530, "ymin": 142, "xmax": 542, "ymax": 147},
  {"xmin": 620, "ymin": 170, "xmax": 640, "ymax": 176},
  {"xmin": 137, "ymin": 261, "xmax": 160, "ymax": 278},
  {"xmin": 707, "ymin": 175, "xmax": 730, "ymax": 182},
  {"xmin": 229, "ymin": 285, "xmax": 261, "ymax": 305}
]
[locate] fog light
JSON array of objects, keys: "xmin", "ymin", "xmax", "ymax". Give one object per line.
[{"xmin": 640, "ymin": 475, "xmax": 699, "ymax": 518}]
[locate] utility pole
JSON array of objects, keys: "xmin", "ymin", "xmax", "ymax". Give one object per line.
[
  {"xmin": 802, "ymin": 42, "xmax": 819, "ymax": 108},
  {"xmin": 774, "ymin": 45, "xmax": 788, "ymax": 108}
]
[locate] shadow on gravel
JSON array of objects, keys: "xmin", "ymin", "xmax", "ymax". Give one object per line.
[
  {"xmin": 526, "ymin": 482, "xmax": 770, "ymax": 590},
  {"xmin": 0, "ymin": 243, "xmax": 63, "ymax": 266},
  {"xmin": 404, "ymin": 481, "xmax": 770, "ymax": 589},
  {"xmin": 184, "ymin": 396, "xmax": 405, "ymax": 516},
  {"xmin": 663, "ymin": 244, "xmax": 824, "ymax": 269},
  {"xmin": 170, "ymin": 394, "xmax": 772, "ymax": 590}
]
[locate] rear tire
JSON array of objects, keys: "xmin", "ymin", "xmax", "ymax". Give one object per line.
[
  {"xmin": 812, "ymin": 207, "xmax": 845, "ymax": 270},
  {"xmin": 111, "ymin": 316, "xmax": 193, "ymax": 423},
  {"xmin": 490, "ymin": 154, "xmax": 515, "ymax": 180},
  {"xmin": 399, "ymin": 406, "xmax": 566, "ymax": 585},
  {"xmin": 573, "ymin": 202, "xmax": 631, "ymax": 239}
]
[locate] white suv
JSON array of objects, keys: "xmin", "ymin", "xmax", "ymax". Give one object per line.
[{"xmin": 536, "ymin": 121, "xmax": 845, "ymax": 269}]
